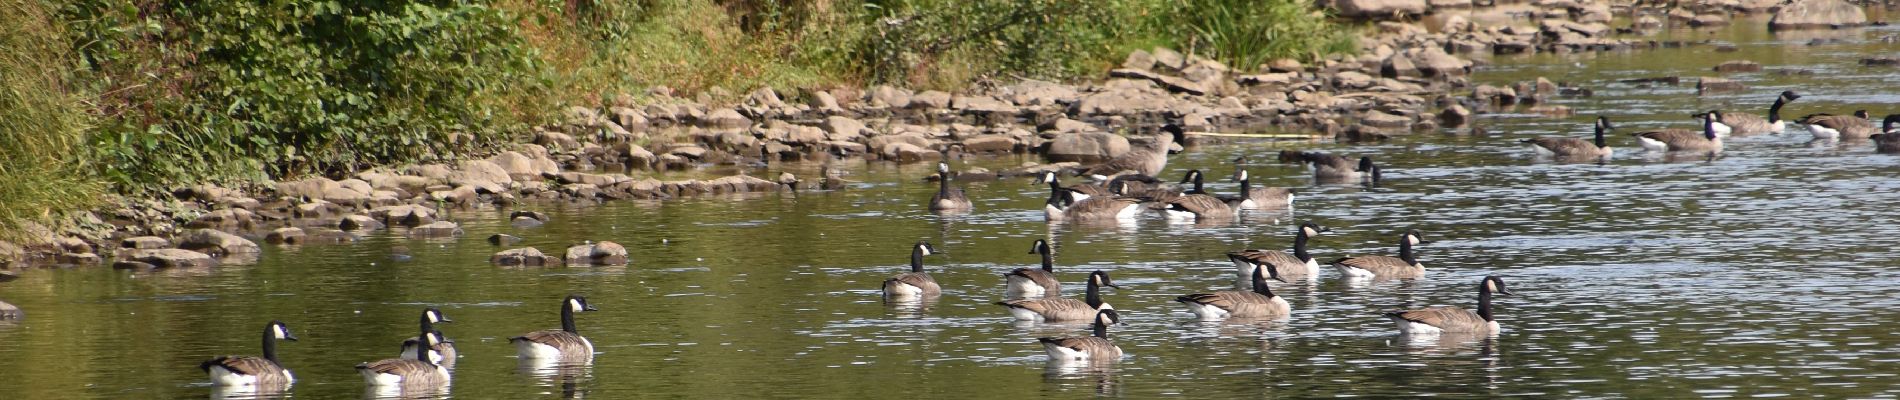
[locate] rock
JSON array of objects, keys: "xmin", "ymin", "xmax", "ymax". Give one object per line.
[
  {"xmin": 1071, "ymin": 84, "xmax": 1176, "ymax": 115},
  {"xmin": 1714, "ymin": 60, "xmax": 1763, "ymax": 73},
  {"xmin": 609, "ymin": 107, "xmax": 650, "ymax": 132},
  {"xmin": 1046, "ymin": 132, "xmax": 1132, "ymax": 162},
  {"xmin": 491, "ymin": 151, "xmax": 559, "ymax": 181},
  {"xmin": 535, "ymin": 130, "xmax": 581, "ymax": 151},
  {"xmin": 1333, "ymin": 0, "xmax": 1427, "ymax": 18},
  {"xmin": 1043, "ymin": 118, "xmax": 1096, "ymax": 133},
  {"xmin": 1529, "ymin": 105, "xmax": 1575, "ymax": 117},
  {"xmin": 820, "ymin": 116, "xmax": 868, "ymax": 141},
  {"xmin": 58, "ymin": 252, "xmax": 101, "ymax": 265},
  {"xmin": 1004, "ymin": 79, "xmax": 1079, "ymax": 106},
  {"xmin": 178, "ymin": 229, "xmax": 261, "ymax": 256},
  {"xmin": 1690, "ymin": 14, "xmax": 1729, "ymax": 26},
  {"xmin": 960, "ymin": 135, "xmax": 1019, "ymax": 153},
  {"xmin": 118, "ymin": 248, "xmax": 216, "ymax": 269},
  {"xmin": 488, "ymin": 233, "xmax": 524, "ymax": 246},
  {"xmin": 1439, "ymin": 104, "xmax": 1472, "ymax": 127},
  {"xmin": 808, "ymin": 90, "xmax": 844, "ymax": 114},
  {"xmin": 1697, "ymin": 77, "xmax": 1746, "ymax": 94},
  {"xmin": 564, "ymin": 241, "xmax": 629, "ymax": 265},
  {"xmin": 880, "ymin": 142, "xmax": 939, "ymax": 162},
  {"xmin": 1109, "ymin": 69, "xmax": 1207, "ymax": 95},
  {"xmin": 908, "ymin": 90, "xmax": 953, "ymax": 109},
  {"xmin": 265, "ymin": 227, "xmax": 306, "ymax": 245},
  {"xmin": 1428, "ymin": 0, "xmax": 1470, "ymax": 8},
  {"xmin": 1634, "ymin": 15, "xmax": 1664, "ymax": 30},
  {"xmin": 1122, "ymin": 49, "xmax": 1155, "ymax": 71},
  {"xmin": 1381, "ymin": 54, "xmax": 1419, "ymax": 78},
  {"xmin": 869, "ymin": 85, "xmax": 912, "ymax": 108},
  {"xmin": 1265, "ymin": 58, "xmax": 1303, "ymax": 73},
  {"xmin": 340, "ymin": 214, "xmax": 384, "ymax": 230},
  {"xmin": 492, "ymin": 247, "xmax": 561, "ymax": 267},
  {"xmin": 275, "ymin": 177, "xmax": 339, "ymax": 200},
  {"xmin": 452, "ymin": 159, "xmax": 511, "ymax": 188},
  {"xmin": 1441, "ymin": 15, "xmax": 1472, "ymax": 33},
  {"xmin": 1151, "ymin": 47, "xmax": 1186, "ymax": 71},
  {"xmin": 1413, "ymin": 48, "xmax": 1469, "ymax": 78},
  {"xmin": 1770, "ymin": 0, "xmax": 1867, "ymax": 29},
  {"xmin": 122, "ymin": 236, "xmax": 169, "ymax": 250},
  {"xmin": 1361, "ymin": 111, "xmax": 1412, "ymax": 129},
  {"xmin": 369, "ymin": 205, "xmax": 436, "ymax": 227},
  {"xmin": 701, "ymin": 108, "xmax": 751, "ymax": 128},
  {"xmin": 408, "ymin": 221, "xmax": 463, "ymax": 238}
]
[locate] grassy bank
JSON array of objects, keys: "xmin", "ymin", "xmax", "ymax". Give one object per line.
[{"xmin": 0, "ymin": 0, "xmax": 1353, "ymax": 241}]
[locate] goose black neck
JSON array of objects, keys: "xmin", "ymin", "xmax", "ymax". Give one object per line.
[
  {"xmin": 419, "ymin": 313, "xmax": 436, "ymax": 339},
  {"xmin": 1238, "ymin": 175, "xmax": 1252, "ymax": 200},
  {"xmin": 1885, "ymin": 115, "xmax": 1900, "ymax": 132},
  {"xmin": 1292, "ymin": 230, "xmax": 1311, "ymax": 262},
  {"xmin": 1477, "ymin": 282, "xmax": 1495, "ymax": 322},
  {"xmin": 561, "ymin": 301, "xmax": 579, "ymax": 334},
  {"xmin": 938, "ymin": 171, "xmax": 952, "ymax": 195},
  {"xmin": 1768, "ymin": 98, "xmax": 1785, "ymax": 123},
  {"xmin": 1250, "ymin": 269, "xmax": 1275, "ymax": 297},
  {"xmin": 1084, "ymin": 279, "xmax": 1103, "ymax": 308},
  {"xmin": 1191, "ymin": 173, "xmax": 1205, "ymax": 194},
  {"xmin": 414, "ymin": 327, "xmax": 434, "ymax": 365},
  {"xmin": 1703, "ymin": 116, "xmax": 1718, "ymax": 140},
  {"xmin": 261, "ymin": 326, "xmax": 279, "ymax": 364},
  {"xmin": 1045, "ymin": 177, "xmax": 1062, "ymax": 193},
  {"xmin": 1399, "ymin": 239, "xmax": 1417, "ymax": 265},
  {"xmin": 1091, "ymin": 321, "xmax": 1109, "ymax": 339},
  {"xmin": 910, "ymin": 248, "xmax": 925, "ymax": 273},
  {"xmin": 1039, "ymin": 248, "xmax": 1054, "ymax": 272},
  {"xmin": 1592, "ymin": 121, "xmax": 1607, "ymax": 148}
]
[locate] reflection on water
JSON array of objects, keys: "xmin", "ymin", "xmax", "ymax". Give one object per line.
[{"xmin": 4, "ymin": 14, "xmax": 1900, "ymax": 400}]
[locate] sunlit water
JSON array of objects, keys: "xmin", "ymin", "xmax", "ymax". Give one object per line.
[{"xmin": 4, "ymin": 15, "xmax": 1900, "ymax": 399}]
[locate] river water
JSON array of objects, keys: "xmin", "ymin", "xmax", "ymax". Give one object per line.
[{"xmin": 3, "ymin": 15, "xmax": 1900, "ymax": 399}]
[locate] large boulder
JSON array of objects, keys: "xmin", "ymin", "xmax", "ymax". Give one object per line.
[
  {"xmin": 1769, "ymin": 0, "xmax": 1866, "ymax": 29},
  {"xmin": 1333, "ymin": 0, "xmax": 1427, "ymax": 18},
  {"xmin": 1046, "ymin": 132, "xmax": 1132, "ymax": 163},
  {"xmin": 177, "ymin": 229, "xmax": 261, "ymax": 256},
  {"xmin": 116, "ymin": 248, "xmax": 217, "ymax": 269},
  {"xmin": 493, "ymin": 247, "xmax": 562, "ymax": 267},
  {"xmin": 565, "ymin": 241, "xmax": 629, "ymax": 265}
]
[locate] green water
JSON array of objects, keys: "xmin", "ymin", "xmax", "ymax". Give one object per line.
[{"xmin": 4, "ymin": 14, "xmax": 1900, "ymax": 399}]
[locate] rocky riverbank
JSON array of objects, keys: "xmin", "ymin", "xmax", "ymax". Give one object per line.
[{"xmin": 0, "ymin": 0, "xmax": 1879, "ymax": 270}]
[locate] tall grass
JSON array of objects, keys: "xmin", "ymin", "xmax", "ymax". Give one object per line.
[
  {"xmin": 1166, "ymin": 0, "xmax": 1358, "ymax": 71},
  {"xmin": 0, "ymin": 0, "xmax": 106, "ymax": 241}
]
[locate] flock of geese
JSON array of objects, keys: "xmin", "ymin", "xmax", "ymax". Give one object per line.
[
  {"xmin": 907, "ymin": 88, "xmax": 1896, "ymax": 363},
  {"xmin": 197, "ymin": 88, "xmax": 1898, "ymax": 392},
  {"xmin": 200, "ymin": 295, "xmax": 598, "ymax": 395}
]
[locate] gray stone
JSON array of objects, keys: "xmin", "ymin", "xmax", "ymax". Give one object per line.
[
  {"xmin": 881, "ymin": 142, "xmax": 939, "ymax": 162},
  {"xmin": 869, "ymin": 85, "xmax": 911, "ymax": 108},
  {"xmin": 908, "ymin": 90, "xmax": 953, "ymax": 109},
  {"xmin": 809, "ymin": 90, "xmax": 844, "ymax": 114},
  {"xmin": 340, "ymin": 214, "xmax": 384, "ymax": 231},
  {"xmin": 1697, "ymin": 77, "xmax": 1746, "ymax": 94},
  {"xmin": 1690, "ymin": 14, "xmax": 1729, "ymax": 26},
  {"xmin": 265, "ymin": 227, "xmax": 306, "ymax": 245},
  {"xmin": 819, "ymin": 116, "xmax": 867, "ymax": 141},
  {"xmin": 275, "ymin": 178, "xmax": 339, "ymax": 200},
  {"xmin": 122, "ymin": 236, "xmax": 170, "ymax": 250},
  {"xmin": 369, "ymin": 205, "xmax": 436, "ymax": 227},
  {"xmin": 186, "ymin": 209, "xmax": 258, "ymax": 231},
  {"xmin": 564, "ymin": 241, "xmax": 629, "ymax": 265},
  {"xmin": 178, "ymin": 229, "xmax": 260, "ymax": 256},
  {"xmin": 1151, "ymin": 47, "xmax": 1186, "ymax": 71},
  {"xmin": 1770, "ymin": 0, "xmax": 1867, "ymax": 29},
  {"xmin": 1440, "ymin": 104, "xmax": 1472, "ymax": 127},
  {"xmin": 701, "ymin": 108, "xmax": 751, "ymax": 128},
  {"xmin": 118, "ymin": 248, "xmax": 216, "ymax": 269},
  {"xmin": 1333, "ymin": 0, "xmax": 1428, "ymax": 18},
  {"xmin": 1714, "ymin": 60, "xmax": 1763, "ymax": 73},
  {"xmin": 409, "ymin": 221, "xmax": 463, "ymax": 238},
  {"xmin": 493, "ymin": 247, "xmax": 561, "ymax": 267},
  {"xmin": 1413, "ymin": 48, "xmax": 1469, "ymax": 78},
  {"xmin": 1046, "ymin": 132, "xmax": 1132, "ymax": 162},
  {"xmin": 1122, "ymin": 49, "xmax": 1155, "ymax": 71},
  {"xmin": 959, "ymin": 135, "xmax": 1019, "ymax": 153}
]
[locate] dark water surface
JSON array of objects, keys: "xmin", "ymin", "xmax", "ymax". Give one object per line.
[{"xmin": 4, "ymin": 15, "xmax": 1900, "ymax": 399}]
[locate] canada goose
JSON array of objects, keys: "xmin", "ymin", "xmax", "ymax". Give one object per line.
[
  {"xmin": 882, "ymin": 241, "xmax": 943, "ymax": 298},
  {"xmin": 357, "ymin": 324, "xmax": 450, "ymax": 388},
  {"xmin": 1711, "ymin": 90, "xmax": 1799, "ymax": 135},
  {"xmin": 1177, "ymin": 262, "xmax": 1291, "ymax": 321},
  {"xmin": 1800, "ymin": 110, "xmax": 1874, "ymax": 140},
  {"xmin": 1228, "ymin": 222, "xmax": 1328, "ymax": 280},
  {"xmin": 1041, "ymin": 184, "xmax": 1077, "ymax": 221},
  {"xmin": 1331, "ymin": 229, "xmax": 1430, "ymax": 279},
  {"xmin": 1037, "ymin": 171, "xmax": 1112, "ymax": 202},
  {"xmin": 928, "ymin": 162, "xmax": 973, "ymax": 211},
  {"xmin": 1524, "ymin": 116, "xmax": 1614, "ymax": 159},
  {"xmin": 1872, "ymin": 114, "xmax": 1900, "ymax": 153},
  {"xmin": 1633, "ymin": 111, "xmax": 1721, "ymax": 153},
  {"xmin": 1037, "ymin": 309, "xmax": 1123, "ymax": 362},
  {"xmin": 511, "ymin": 295, "xmax": 599, "ymax": 362},
  {"xmin": 1386, "ymin": 275, "xmax": 1514, "ymax": 335},
  {"xmin": 997, "ymin": 270, "xmax": 1118, "ymax": 322},
  {"xmin": 399, "ymin": 308, "xmax": 455, "ymax": 366},
  {"xmin": 1080, "ymin": 124, "xmax": 1187, "ymax": 180},
  {"xmin": 202, "ymin": 321, "xmax": 298, "ymax": 388},
  {"xmin": 1004, "ymin": 240, "xmax": 1062, "ymax": 298},
  {"xmin": 1297, "ymin": 153, "xmax": 1378, "ymax": 184},
  {"xmin": 1057, "ymin": 195, "xmax": 1145, "ymax": 223},
  {"xmin": 1220, "ymin": 169, "xmax": 1294, "ymax": 209},
  {"xmin": 1162, "ymin": 193, "xmax": 1235, "ymax": 221}
]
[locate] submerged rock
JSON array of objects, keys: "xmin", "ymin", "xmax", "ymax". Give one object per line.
[
  {"xmin": 116, "ymin": 248, "xmax": 216, "ymax": 269},
  {"xmin": 409, "ymin": 221, "xmax": 464, "ymax": 238},
  {"xmin": 178, "ymin": 229, "xmax": 261, "ymax": 256},
  {"xmin": 264, "ymin": 227, "xmax": 306, "ymax": 245},
  {"xmin": 565, "ymin": 241, "xmax": 629, "ymax": 265},
  {"xmin": 493, "ymin": 247, "xmax": 561, "ymax": 267},
  {"xmin": 1769, "ymin": 0, "xmax": 1867, "ymax": 29}
]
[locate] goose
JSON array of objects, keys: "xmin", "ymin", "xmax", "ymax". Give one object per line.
[
  {"xmin": 1800, "ymin": 110, "xmax": 1874, "ymax": 140},
  {"xmin": 1080, "ymin": 124, "xmax": 1187, "ymax": 180},
  {"xmin": 1037, "ymin": 171, "xmax": 1112, "ymax": 202},
  {"xmin": 1004, "ymin": 240, "xmax": 1062, "ymax": 298},
  {"xmin": 511, "ymin": 295, "xmax": 599, "ymax": 362},
  {"xmin": 1222, "ymin": 169, "xmax": 1294, "ymax": 210},
  {"xmin": 398, "ymin": 308, "xmax": 454, "ymax": 365},
  {"xmin": 1524, "ymin": 116, "xmax": 1614, "ymax": 159},
  {"xmin": 1297, "ymin": 153, "xmax": 1378, "ymax": 184},
  {"xmin": 927, "ymin": 162, "xmax": 973, "ymax": 211},
  {"xmin": 202, "ymin": 321, "xmax": 298, "ymax": 388},
  {"xmin": 997, "ymin": 270, "xmax": 1118, "ymax": 322},
  {"xmin": 1872, "ymin": 114, "xmax": 1900, "ymax": 153},
  {"xmin": 357, "ymin": 323, "xmax": 450, "ymax": 388},
  {"xmin": 1711, "ymin": 90, "xmax": 1799, "ymax": 135},
  {"xmin": 881, "ymin": 241, "xmax": 944, "ymax": 298},
  {"xmin": 1386, "ymin": 275, "xmax": 1514, "ymax": 335},
  {"xmin": 1040, "ymin": 184, "xmax": 1078, "ymax": 221},
  {"xmin": 1037, "ymin": 309, "xmax": 1123, "ymax": 362},
  {"xmin": 1176, "ymin": 261, "xmax": 1291, "ymax": 321},
  {"xmin": 1228, "ymin": 222, "xmax": 1328, "ymax": 280},
  {"xmin": 1162, "ymin": 193, "xmax": 1235, "ymax": 221},
  {"xmin": 1057, "ymin": 195, "xmax": 1145, "ymax": 223},
  {"xmin": 1331, "ymin": 229, "xmax": 1430, "ymax": 279},
  {"xmin": 1633, "ymin": 111, "xmax": 1721, "ymax": 153}
]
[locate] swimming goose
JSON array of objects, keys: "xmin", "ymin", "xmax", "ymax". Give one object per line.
[
  {"xmin": 881, "ymin": 241, "xmax": 944, "ymax": 298},
  {"xmin": 1037, "ymin": 171, "xmax": 1112, "ymax": 202},
  {"xmin": 1386, "ymin": 275, "xmax": 1514, "ymax": 335},
  {"xmin": 1524, "ymin": 116, "xmax": 1614, "ymax": 159},
  {"xmin": 1221, "ymin": 169, "xmax": 1294, "ymax": 210},
  {"xmin": 1162, "ymin": 193, "xmax": 1236, "ymax": 221},
  {"xmin": 1080, "ymin": 124, "xmax": 1187, "ymax": 180},
  {"xmin": 928, "ymin": 162, "xmax": 973, "ymax": 211},
  {"xmin": 997, "ymin": 270, "xmax": 1118, "ymax": 322},
  {"xmin": 1633, "ymin": 111, "xmax": 1721, "ymax": 153},
  {"xmin": 1229, "ymin": 222, "xmax": 1328, "ymax": 280},
  {"xmin": 1041, "ymin": 184, "xmax": 1077, "ymax": 221},
  {"xmin": 1037, "ymin": 309, "xmax": 1123, "ymax": 362},
  {"xmin": 399, "ymin": 308, "xmax": 455, "ymax": 366},
  {"xmin": 1297, "ymin": 153, "xmax": 1378, "ymax": 184},
  {"xmin": 1058, "ymin": 195, "xmax": 1145, "ymax": 223},
  {"xmin": 1800, "ymin": 110, "xmax": 1874, "ymax": 140},
  {"xmin": 1331, "ymin": 229, "xmax": 1430, "ymax": 279},
  {"xmin": 1176, "ymin": 262, "xmax": 1291, "ymax": 321},
  {"xmin": 1872, "ymin": 114, "xmax": 1900, "ymax": 153},
  {"xmin": 1712, "ymin": 90, "xmax": 1799, "ymax": 135},
  {"xmin": 202, "ymin": 321, "xmax": 297, "ymax": 388},
  {"xmin": 511, "ymin": 295, "xmax": 599, "ymax": 362},
  {"xmin": 357, "ymin": 323, "xmax": 450, "ymax": 388},
  {"xmin": 1004, "ymin": 240, "xmax": 1062, "ymax": 298}
]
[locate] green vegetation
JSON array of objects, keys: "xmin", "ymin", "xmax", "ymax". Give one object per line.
[{"xmin": 0, "ymin": 0, "xmax": 1353, "ymax": 239}]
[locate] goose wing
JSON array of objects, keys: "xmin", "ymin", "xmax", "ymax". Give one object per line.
[
  {"xmin": 883, "ymin": 272, "xmax": 939, "ymax": 292},
  {"xmin": 201, "ymin": 356, "xmax": 282, "ymax": 375},
  {"xmin": 1081, "ymin": 148, "xmax": 1159, "ymax": 178},
  {"xmin": 1176, "ymin": 290, "xmax": 1270, "ymax": 310},
  {"xmin": 1524, "ymin": 137, "xmax": 1596, "ymax": 156},
  {"xmin": 1716, "ymin": 112, "xmax": 1769, "ymax": 134},
  {"xmin": 1632, "ymin": 129, "xmax": 1711, "ymax": 149},
  {"xmin": 1004, "ymin": 269, "xmax": 1062, "ymax": 294},
  {"xmin": 1037, "ymin": 336, "xmax": 1119, "ymax": 357},
  {"xmin": 1801, "ymin": 114, "xmax": 1870, "ymax": 131},
  {"xmin": 1228, "ymin": 249, "xmax": 1304, "ymax": 271},
  {"xmin": 1067, "ymin": 183, "xmax": 1114, "ymax": 199},
  {"xmin": 1167, "ymin": 194, "xmax": 1234, "ymax": 217},
  {"xmin": 1332, "ymin": 255, "xmax": 1419, "ymax": 276},
  {"xmin": 998, "ymin": 298, "xmax": 1095, "ymax": 320},
  {"xmin": 356, "ymin": 358, "xmax": 436, "ymax": 376},
  {"xmin": 1386, "ymin": 306, "xmax": 1487, "ymax": 331},
  {"xmin": 1064, "ymin": 197, "xmax": 1141, "ymax": 221},
  {"xmin": 511, "ymin": 329, "xmax": 589, "ymax": 351}
]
